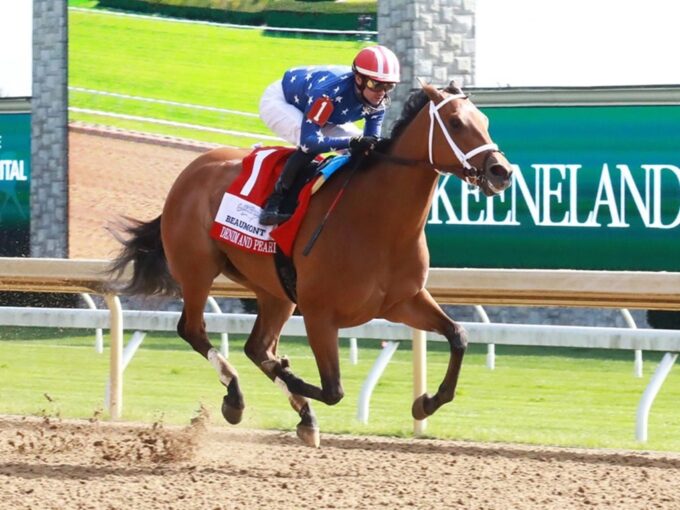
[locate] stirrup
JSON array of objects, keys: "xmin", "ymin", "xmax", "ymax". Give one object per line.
[
  {"xmin": 259, "ymin": 209, "xmax": 292, "ymax": 226},
  {"xmin": 260, "ymin": 190, "xmax": 291, "ymax": 225}
]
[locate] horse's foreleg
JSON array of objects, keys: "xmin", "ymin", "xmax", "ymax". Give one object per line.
[
  {"xmin": 260, "ymin": 317, "xmax": 343, "ymax": 406},
  {"xmin": 244, "ymin": 293, "xmax": 320, "ymax": 447},
  {"xmin": 303, "ymin": 316, "xmax": 344, "ymax": 405},
  {"xmin": 246, "ymin": 309, "xmax": 342, "ymax": 407},
  {"xmin": 261, "ymin": 357, "xmax": 320, "ymax": 447},
  {"xmin": 382, "ymin": 289, "xmax": 467, "ymax": 419}
]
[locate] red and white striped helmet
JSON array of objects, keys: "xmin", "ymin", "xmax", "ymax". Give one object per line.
[{"xmin": 352, "ymin": 45, "xmax": 400, "ymax": 83}]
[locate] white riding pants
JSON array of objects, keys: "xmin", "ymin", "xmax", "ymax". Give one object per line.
[{"xmin": 259, "ymin": 80, "xmax": 361, "ymax": 147}]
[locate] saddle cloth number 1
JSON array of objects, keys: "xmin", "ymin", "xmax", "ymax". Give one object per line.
[{"xmin": 240, "ymin": 148, "xmax": 277, "ymax": 197}]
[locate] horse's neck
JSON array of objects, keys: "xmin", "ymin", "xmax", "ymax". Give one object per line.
[
  {"xmin": 370, "ymin": 106, "xmax": 439, "ymax": 233},
  {"xmin": 388, "ymin": 104, "xmax": 433, "ymax": 167}
]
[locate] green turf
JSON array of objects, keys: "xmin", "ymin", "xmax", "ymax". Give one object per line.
[
  {"xmin": 69, "ymin": 0, "xmax": 99, "ymax": 6},
  {"xmin": 68, "ymin": 8, "xmax": 367, "ymax": 146},
  {"xmin": 2, "ymin": 327, "xmax": 679, "ymax": 452}
]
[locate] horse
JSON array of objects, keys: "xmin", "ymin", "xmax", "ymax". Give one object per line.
[{"xmin": 109, "ymin": 81, "xmax": 514, "ymax": 447}]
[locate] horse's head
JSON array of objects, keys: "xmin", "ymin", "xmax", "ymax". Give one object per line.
[{"xmin": 420, "ymin": 81, "xmax": 513, "ymax": 196}]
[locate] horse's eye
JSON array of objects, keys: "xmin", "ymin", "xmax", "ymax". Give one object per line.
[{"xmin": 449, "ymin": 117, "xmax": 463, "ymax": 130}]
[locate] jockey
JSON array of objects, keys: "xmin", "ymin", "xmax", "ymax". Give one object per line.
[{"xmin": 258, "ymin": 45, "xmax": 401, "ymax": 225}]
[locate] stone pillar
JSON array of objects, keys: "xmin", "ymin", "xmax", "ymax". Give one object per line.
[
  {"xmin": 31, "ymin": 0, "xmax": 69, "ymax": 257},
  {"xmin": 378, "ymin": 0, "xmax": 476, "ymax": 127}
]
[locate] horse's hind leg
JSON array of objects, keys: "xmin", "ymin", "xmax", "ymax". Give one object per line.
[
  {"xmin": 177, "ymin": 276, "xmax": 244, "ymax": 425},
  {"xmin": 244, "ymin": 291, "xmax": 320, "ymax": 447},
  {"xmin": 382, "ymin": 289, "xmax": 467, "ymax": 419}
]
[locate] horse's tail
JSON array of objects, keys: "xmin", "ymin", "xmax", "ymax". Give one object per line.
[{"xmin": 107, "ymin": 215, "xmax": 180, "ymax": 296}]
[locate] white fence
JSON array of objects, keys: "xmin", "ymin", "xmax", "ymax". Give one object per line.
[
  {"xmin": 69, "ymin": 107, "xmax": 283, "ymax": 142},
  {"xmin": 1, "ymin": 257, "xmax": 679, "ymax": 441},
  {"xmin": 68, "ymin": 86, "xmax": 283, "ymax": 143}
]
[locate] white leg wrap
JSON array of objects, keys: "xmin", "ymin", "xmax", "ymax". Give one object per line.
[
  {"xmin": 208, "ymin": 348, "xmax": 236, "ymax": 387},
  {"xmin": 261, "ymin": 359, "xmax": 309, "ymax": 411}
]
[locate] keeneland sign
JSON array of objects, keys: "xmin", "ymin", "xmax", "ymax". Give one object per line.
[
  {"xmin": 425, "ymin": 103, "xmax": 680, "ymax": 271},
  {"xmin": 431, "ymin": 163, "xmax": 680, "ymax": 229}
]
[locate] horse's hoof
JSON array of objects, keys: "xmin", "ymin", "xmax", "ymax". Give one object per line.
[
  {"xmin": 411, "ymin": 393, "xmax": 432, "ymax": 420},
  {"xmin": 296, "ymin": 424, "xmax": 320, "ymax": 448},
  {"xmin": 221, "ymin": 395, "xmax": 244, "ymax": 425}
]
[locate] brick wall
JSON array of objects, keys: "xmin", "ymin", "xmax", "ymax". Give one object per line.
[
  {"xmin": 31, "ymin": 0, "xmax": 68, "ymax": 257},
  {"xmin": 378, "ymin": 0, "xmax": 475, "ymax": 127}
]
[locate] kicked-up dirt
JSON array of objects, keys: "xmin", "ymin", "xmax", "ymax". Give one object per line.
[{"xmin": 1, "ymin": 413, "xmax": 680, "ymax": 510}]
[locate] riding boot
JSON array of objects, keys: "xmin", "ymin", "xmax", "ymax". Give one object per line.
[{"xmin": 260, "ymin": 149, "xmax": 314, "ymax": 225}]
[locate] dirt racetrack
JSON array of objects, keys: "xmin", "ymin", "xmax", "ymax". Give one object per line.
[
  {"xmin": 2, "ymin": 414, "xmax": 680, "ymax": 510},
  {"xmin": 57, "ymin": 128, "xmax": 680, "ymax": 509},
  {"xmin": 68, "ymin": 126, "xmax": 215, "ymax": 260}
]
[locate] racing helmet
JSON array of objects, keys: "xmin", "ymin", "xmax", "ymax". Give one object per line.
[{"xmin": 352, "ymin": 45, "xmax": 401, "ymax": 83}]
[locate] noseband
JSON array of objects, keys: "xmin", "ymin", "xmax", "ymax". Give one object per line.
[{"xmin": 428, "ymin": 93, "xmax": 499, "ymax": 185}]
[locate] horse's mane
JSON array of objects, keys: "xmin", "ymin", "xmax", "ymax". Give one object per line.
[
  {"xmin": 388, "ymin": 81, "xmax": 462, "ymax": 144},
  {"xmin": 352, "ymin": 81, "xmax": 462, "ymax": 170}
]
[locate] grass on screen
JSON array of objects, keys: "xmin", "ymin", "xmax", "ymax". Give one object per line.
[
  {"xmin": 1, "ymin": 326, "xmax": 679, "ymax": 452},
  {"xmin": 68, "ymin": 8, "xmax": 366, "ymax": 145}
]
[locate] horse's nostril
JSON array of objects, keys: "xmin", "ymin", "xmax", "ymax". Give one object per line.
[{"xmin": 490, "ymin": 164, "xmax": 511, "ymax": 179}]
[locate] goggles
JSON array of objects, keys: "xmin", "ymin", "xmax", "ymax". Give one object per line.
[{"xmin": 365, "ymin": 78, "xmax": 396, "ymax": 93}]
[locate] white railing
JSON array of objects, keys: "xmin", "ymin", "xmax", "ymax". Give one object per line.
[
  {"xmin": 69, "ymin": 87, "xmax": 260, "ymax": 118},
  {"xmin": 1, "ymin": 257, "xmax": 679, "ymax": 441},
  {"xmin": 68, "ymin": 86, "xmax": 279, "ymax": 143},
  {"xmin": 3, "ymin": 257, "xmax": 680, "ymax": 307},
  {"xmin": 69, "ymin": 107, "xmax": 284, "ymax": 142},
  {"xmin": 2, "ymin": 306, "xmax": 680, "ymax": 441}
]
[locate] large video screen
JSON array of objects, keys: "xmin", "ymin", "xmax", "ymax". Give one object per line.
[
  {"xmin": 0, "ymin": 3, "xmax": 32, "ymax": 256},
  {"xmin": 0, "ymin": 3, "xmax": 32, "ymax": 98},
  {"xmin": 476, "ymin": 0, "xmax": 680, "ymax": 87}
]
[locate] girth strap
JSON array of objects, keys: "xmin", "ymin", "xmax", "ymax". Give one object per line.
[{"xmin": 274, "ymin": 247, "xmax": 297, "ymax": 303}]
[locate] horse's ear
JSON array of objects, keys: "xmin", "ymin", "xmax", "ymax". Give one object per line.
[
  {"xmin": 447, "ymin": 80, "xmax": 463, "ymax": 94},
  {"xmin": 422, "ymin": 83, "xmax": 441, "ymax": 102},
  {"xmin": 416, "ymin": 77, "xmax": 442, "ymax": 102}
]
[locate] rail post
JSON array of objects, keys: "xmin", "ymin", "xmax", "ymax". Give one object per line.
[
  {"xmin": 104, "ymin": 294, "xmax": 123, "ymax": 420},
  {"xmin": 412, "ymin": 328, "xmax": 427, "ymax": 435}
]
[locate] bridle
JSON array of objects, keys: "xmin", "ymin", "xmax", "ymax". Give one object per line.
[
  {"xmin": 427, "ymin": 93, "xmax": 499, "ymax": 185},
  {"xmin": 368, "ymin": 91, "xmax": 501, "ymax": 187}
]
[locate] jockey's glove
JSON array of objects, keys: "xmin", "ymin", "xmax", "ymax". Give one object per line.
[{"xmin": 349, "ymin": 135, "xmax": 380, "ymax": 155}]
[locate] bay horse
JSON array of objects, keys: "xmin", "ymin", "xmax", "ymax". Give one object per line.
[{"xmin": 109, "ymin": 82, "xmax": 514, "ymax": 447}]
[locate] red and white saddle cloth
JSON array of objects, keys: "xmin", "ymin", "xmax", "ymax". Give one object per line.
[{"xmin": 209, "ymin": 147, "xmax": 317, "ymax": 256}]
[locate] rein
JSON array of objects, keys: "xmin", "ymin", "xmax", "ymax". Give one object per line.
[
  {"xmin": 369, "ymin": 151, "xmax": 477, "ymax": 181},
  {"xmin": 302, "ymin": 158, "xmax": 359, "ymax": 256}
]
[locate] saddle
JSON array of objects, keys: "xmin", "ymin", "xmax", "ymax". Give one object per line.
[
  {"xmin": 279, "ymin": 153, "xmax": 350, "ymax": 215},
  {"xmin": 279, "ymin": 159, "xmax": 319, "ymax": 218},
  {"xmin": 210, "ymin": 147, "xmax": 350, "ymax": 302}
]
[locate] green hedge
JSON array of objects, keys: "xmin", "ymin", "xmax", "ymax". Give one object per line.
[{"xmin": 97, "ymin": 0, "xmax": 377, "ymax": 31}]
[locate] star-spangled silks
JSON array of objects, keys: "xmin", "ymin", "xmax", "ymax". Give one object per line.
[{"xmin": 281, "ymin": 65, "xmax": 386, "ymax": 153}]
